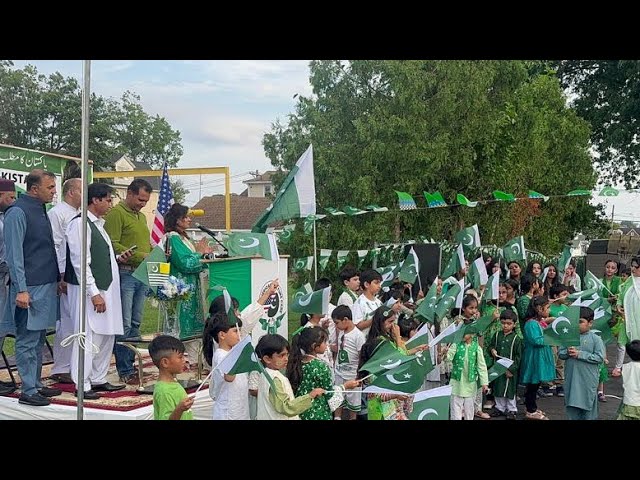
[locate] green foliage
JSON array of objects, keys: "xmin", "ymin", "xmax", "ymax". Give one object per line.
[
  {"xmin": 0, "ymin": 61, "xmax": 183, "ymax": 170},
  {"xmin": 265, "ymin": 61, "xmax": 604, "ymax": 265},
  {"xmin": 556, "ymin": 60, "xmax": 640, "ymax": 188}
]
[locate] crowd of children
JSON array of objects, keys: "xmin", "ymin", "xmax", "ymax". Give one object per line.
[{"xmin": 150, "ymin": 254, "xmax": 640, "ymax": 421}]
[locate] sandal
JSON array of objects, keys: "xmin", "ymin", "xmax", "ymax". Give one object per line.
[
  {"xmin": 525, "ymin": 410, "xmax": 549, "ymax": 420},
  {"xmin": 598, "ymin": 392, "xmax": 607, "ymax": 402},
  {"xmin": 611, "ymin": 368, "xmax": 622, "ymax": 377},
  {"xmin": 475, "ymin": 410, "xmax": 491, "ymax": 419}
]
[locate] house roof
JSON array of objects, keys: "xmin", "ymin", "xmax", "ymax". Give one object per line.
[
  {"xmin": 191, "ymin": 194, "xmax": 275, "ymax": 230},
  {"xmin": 103, "ymin": 154, "xmax": 161, "ymax": 189},
  {"xmin": 244, "ymin": 170, "xmax": 276, "ymax": 184}
]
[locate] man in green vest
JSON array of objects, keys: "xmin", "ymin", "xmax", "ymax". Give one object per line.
[{"xmin": 65, "ymin": 183, "xmax": 133, "ymax": 398}]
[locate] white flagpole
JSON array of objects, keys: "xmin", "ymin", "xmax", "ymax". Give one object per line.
[
  {"xmin": 313, "ymin": 218, "xmax": 318, "ymax": 282},
  {"xmin": 77, "ymin": 59, "xmax": 91, "ymax": 420}
]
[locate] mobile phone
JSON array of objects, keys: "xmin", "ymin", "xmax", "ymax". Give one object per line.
[{"xmin": 125, "ymin": 245, "xmax": 138, "ymax": 254}]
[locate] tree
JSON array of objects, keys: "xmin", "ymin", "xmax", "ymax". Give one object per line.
[
  {"xmin": 0, "ymin": 61, "xmax": 183, "ymax": 170},
  {"xmin": 556, "ymin": 60, "xmax": 640, "ymax": 188},
  {"xmin": 264, "ymin": 60, "xmax": 604, "ymax": 260}
]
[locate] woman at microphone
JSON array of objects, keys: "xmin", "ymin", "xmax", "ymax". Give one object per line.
[{"xmin": 163, "ymin": 204, "xmax": 214, "ymax": 358}]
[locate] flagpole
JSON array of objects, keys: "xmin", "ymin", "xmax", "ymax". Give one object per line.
[
  {"xmin": 313, "ymin": 218, "xmax": 318, "ymax": 282},
  {"xmin": 77, "ymin": 59, "xmax": 91, "ymax": 420}
]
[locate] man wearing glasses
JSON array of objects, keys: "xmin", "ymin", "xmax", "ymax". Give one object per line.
[{"xmin": 617, "ymin": 257, "xmax": 640, "ymax": 358}]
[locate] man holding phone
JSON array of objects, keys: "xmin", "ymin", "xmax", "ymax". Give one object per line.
[{"xmin": 104, "ymin": 179, "xmax": 153, "ymax": 384}]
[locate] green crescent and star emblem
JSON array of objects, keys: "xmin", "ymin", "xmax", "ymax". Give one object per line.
[
  {"xmin": 338, "ymin": 349, "xmax": 349, "ymax": 364},
  {"xmin": 259, "ymin": 313, "xmax": 284, "ymax": 334}
]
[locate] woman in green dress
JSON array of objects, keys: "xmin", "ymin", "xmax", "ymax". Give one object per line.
[{"xmin": 163, "ymin": 204, "xmax": 214, "ymax": 342}]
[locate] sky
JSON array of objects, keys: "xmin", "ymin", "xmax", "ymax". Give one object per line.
[
  {"xmin": 11, "ymin": 60, "xmax": 313, "ymax": 206},
  {"xmin": 9, "ymin": 60, "xmax": 640, "ymax": 224}
]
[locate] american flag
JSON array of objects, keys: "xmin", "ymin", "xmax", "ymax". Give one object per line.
[{"xmin": 151, "ymin": 161, "xmax": 174, "ymax": 246}]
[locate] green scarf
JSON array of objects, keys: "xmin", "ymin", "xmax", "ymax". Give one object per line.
[{"xmin": 451, "ymin": 336, "xmax": 479, "ymax": 382}]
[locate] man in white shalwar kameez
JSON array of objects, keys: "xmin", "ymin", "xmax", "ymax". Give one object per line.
[
  {"xmin": 622, "ymin": 257, "xmax": 640, "ymax": 345},
  {"xmin": 65, "ymin": 183, "xmax": 130, "ymax": 398}
]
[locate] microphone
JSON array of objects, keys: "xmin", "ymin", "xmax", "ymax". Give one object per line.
[
  {"xmin": 195, "ymin": 223, "xmax": 229, "ymax": 256},
  {"xmin": 188, "ymin": 209, "xmax": 205, "ymax": 216}
]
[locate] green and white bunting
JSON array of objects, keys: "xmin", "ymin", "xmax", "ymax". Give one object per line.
[
  {"xmin": 456, "ymin": 193, "xmax": 478, "ymax": 207},
  {"xmin": 293, "ymin": 256, "xmax": 313, "ymax": 272},
  {"xmin": 336, "ymin": 250, "xmax": 350, "ymax": 270},
  {"xmin": 252, "ymin": 144, "xmax": 316, "ymax": 232},
  {"xmin": 289, "ymin": 286, "xmax": 331, "ymax": 315},
  {"xmin": 492, "ymin": 190, "xmax": 515, "ymax": 201},
  {"xmin": 357, "ymin": 250, "xmax": 369, "ymax": 268},
  {"xmin": 528, "ymin": 190, "xmax": 550, "ymax": 202},
  {"xmin": 599, "ymin": 186, "xmax": 619, "ymax": 197},
  {"xmin": 318, "ymin": 249, "xmax": 332, "ymax": 271},
  {"xmin": 396, "ymin": 191, "xmax": 417, "ymax": 210},
  {"xmin": 365, "ymin": 204, "xmax": 389, "ymax": 212},
  {"xmin": 408, "ymin": 385, "xmax": 452, "ymax": 420},
  {"xmin": 423, "ymin": 191, "xmax": 447, "ymax": 208},
  {"xmin": 343, "ymin": 206, "xmax": 367, "ymax": 216},
  {"xmin": 277, "ymin": 224, "xmax": 295, "ymax": 243},
  {"xmin": 324, "ymin": 207, "xmax": 345, "ymax": 216}
]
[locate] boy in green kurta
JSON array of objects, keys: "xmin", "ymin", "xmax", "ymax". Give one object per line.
[
  {"xmin": 150, "ymin": 335, "xmax": 194, "ymax": 420},
  {"xmin": 486, "ymin": 309, "xmax": 522, "ymax": 420},
  {"xmin": 558, "ymin": 307, "xmax": 606, "ymax": 420}
]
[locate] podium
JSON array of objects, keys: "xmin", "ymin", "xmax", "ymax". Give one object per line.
[{"xmin": 203, "ymin": 256, "xmax": 289, "ymax": 344}]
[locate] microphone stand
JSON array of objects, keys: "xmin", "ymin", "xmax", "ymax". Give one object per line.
[{"xmin": 196, "ymin": 227, "xmax": 229, "ymax": 258}]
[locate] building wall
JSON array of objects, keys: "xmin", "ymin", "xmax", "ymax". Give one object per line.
[
  {"xmin": 248, "ymin": 184, "xmax": 265, "ymax": 197},
  {"xmin": 114, "ymin": 158, "xmax": 136, "ymax": 186}
]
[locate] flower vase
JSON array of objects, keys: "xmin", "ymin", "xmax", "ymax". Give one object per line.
[{"xmin": 159, "ymin": 301, "xmax": 181, "ymax": 338}]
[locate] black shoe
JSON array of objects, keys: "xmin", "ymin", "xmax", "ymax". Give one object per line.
[
  {"xmin": 74, "ymin": 390, "xmax": 101, "ymax": 400},
  {"xmin": 91, "ymin": 382, "xmax": 126, "ymax": 392},
  {"xmin": 19, "ymin": 393, "xmax": 51, "ymax": 406},
  {"xmin": 505, "ymin": 411, "xmax": 518, "ymax": 420},
  {"xmin": 38, "ymin": 386, "xmax": 62, "ymax": 397},
  {"xmin": 0, "ymin": 383, "xmax": 16, "ymax": 396},
  {"xmin": 51, "ymin": 373, "xmax": 74, "ymax": 384}
]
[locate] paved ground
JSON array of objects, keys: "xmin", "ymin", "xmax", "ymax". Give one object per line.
[{"xmin": 485, "ymin": 341, "xmax": 623, "ymax": 421}]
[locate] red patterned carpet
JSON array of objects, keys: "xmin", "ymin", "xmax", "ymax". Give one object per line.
[{"xmin": 0, "ymin": 354, "xmax": 209, "ymax": 412}]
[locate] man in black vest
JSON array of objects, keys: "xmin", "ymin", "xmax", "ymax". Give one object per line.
[{"xmin": 4, "ymin": 170, "xmax": 62, "ymax": 406}]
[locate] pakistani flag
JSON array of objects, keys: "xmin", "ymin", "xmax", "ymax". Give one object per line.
[
  {"xmin": 302, "ymin": 214, "xmax": 325, "ymax": 235},
  {"xmin": 468, "ymin": 256, "xmax": 488, "ymax": 290},
  {"xmin": 487, "ymin": 357, "xmax": 514, "ymax": 382},
  {"xmin": 215, "ymin": 335, "xmax": 275, "ymax": 389},
  {"xmin": 583, "ymin": 270, "xmax": 604, "ymax": 293},
  {"xmin": 502, "ymin": 236, "xmax": 526, "ymax": 264},
  {"xmin": 472, "ymin": 312, "xmax": 496, "ymax": 335},
  {"xmin": 529, "ymin": 190, "xmax": 550, "ymax": 202},
  {"xmin": 278, "ymin": 224, "xmax": 295, "ymax": 244},
  {"xmin": 487, "ymin": 270, "xmax": 500, "ymax": 301},
  {"xmin": 398, "ymin": 247, "xmax": 420, "ymax": 284},
  {"xmin": 343, "ymin": 205, "xmax": 367, "ymax": 216},
  {"xmin": 442, "ymin": 243, "xmax": 465, "ymax": 278},
  {"xmin": 456, "ymin": 194, "xmax": 478, "ymax": 207},
  {"xmin": 434, "ymin": 282, "xmax": 462, "ymax": 320},
  {"xmin": 225, "ymin": 232, "xmax": 279, "ymax": 261},
  {"xmin": 356, "ymin": 250, "xmax": 369, "ymax": 268},
  {"xmin": 543, "ymin": 305, "xmax": 581, "ymax": 347},
  {"xmin": 423, "ymin": 191, "xmax": 447, "ymax": 208},
  {"xmin": 377, "ymin": 263, "xmax": 400, "ymax": 289},
  {"xmin": 592, "ymin": 309, "xmax": 614, "ymax": 345},
  {"xmin": 568, "ymin": 288, "xmax": 599, "ymax": 302},
  {"xmin": 405, "ymin": 322, "xmax": 431, "ymax": 349},
  {"xmin": 454, "ymin": 224, "xmax": 481, "ymax": 253},
  {"xmin": 318, "ymin": 249, "xmax": 332, "ymax": 272},
  {"xmin": 292, "ymin": 283, "xmax": 313, "ymax": 300},
  {"xmin": 415, "ymin": 277, "xmax": 439, "ymax": 323},
  {"xmin": 433, "ymin": 321, "xmax": 466, "ymax": 346},
  {"xmin": 557, "ymin": 245, "xmax": 572, "ymax": 277},
  {"xmin": 599, "ymin": 186, "xmax": 619, "ymax": 196},
  {"xmin": 146, "ymin": 261, "xmax": 170, "ymax": 286},
  {"xmin": 408, "ymin": 385, "xmax": 452, "ymax": 420},
  {"xmin": 293, "ymin": 256, "xmax": 313, "ymax": 272},
  {"xmin": 252, "ymin": 144, "xmax": 316, "ymax": 232},
  {"xmin": 336, "ymin": 250, "xmax": 350, "ymax": 270},
  {"xmin": 289, "ymin": 286, "xmax": 331, "ymax": 314},
  {"xmin": 324, "ymin": 207, "xmax": 345, "ymax": 216},
  {"xmin": 132, "ymin": 245, "xmax": 169, "ymax": 288},
  {"xmin": 369, "ymin": 353, "xmax": 433, "ymax": 393},
  {"xmin": 359, "ymin": 340, "xmax": 416, "ymax": 377}
]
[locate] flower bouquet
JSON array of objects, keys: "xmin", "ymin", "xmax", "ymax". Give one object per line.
[{"xmin": 150, "ymin": 275, "xmax": 193, "ymax": 338}]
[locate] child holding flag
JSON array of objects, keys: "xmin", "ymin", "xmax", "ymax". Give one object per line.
[
  {"xmin": 558, "ymin": 307, "xmax": 606, "ymax": 420},
  {"xmin": 486, "ymin": 309, "xmax": 522, "ymax": 419}
]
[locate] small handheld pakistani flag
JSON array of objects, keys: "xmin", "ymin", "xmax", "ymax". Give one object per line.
[
  {"xmin": 434, "ymin": 282, "xmax": 462, "ymax": 320},
  {"xmin": 408, "ymin": 385, "xmax": 452, "ymax": 420},
  {"xmin": 454, "ymin": 224, "xmax": 481, "ymax": 253},
  {"xmin": 502, "ymin": 236, "xmax": 526, "ymax": 263},
  {"xmin": 429, "ymin": 321, "xmax": 464, "ymax": 348},
  {"xmin": 359, "ymin": 340, "xmax": 416, "ymax": 377},
  {"xmin": 568, "ymin": 288, "xmax": 599, "ymax": 302},
  {"xmin": 468, "ymin": 256, "xmax": 488, "ymax": 290},
  {"xmin": 442, "ymin": 243, "xmax": 465, "ymax": 278},
  {"xmin": 289, "ymin": 286, "xmax": 331, "ymax": 314},
  {"xmin": 472, "ymin": 312, "xmax": 496, "ymax": 335},
  {"xmin": 592, "ymin": 309, "xmax": 614, "ymax": 345},
  {"xmin": 225, "ymin": 232, "xmax": 279, "ymax": 261},
  {"xmin": 222, "ymin": 289, "xmax": 241, "ymax": 325},
  {"xmin": 543, "ymin": 305, "xmax": 581, "ymax": 347},
  {"xmin": 557, "ymin": 245, "xmax": 572, "ymax": 278},
  {"xmin": 487, "ymin": 357, "xmax": 514, "ymax": 382},
  {"xmin": 377, "ymin": 264, "xmax": 400, "ymax": 289},
  {"xmin": 216, "ymin": 335, "xmax": 260, "ymax": 375},
  {"xmin": 292, "ymin": 283, "xmax": 313, "ymax": 300},
  {"xmin": 487, "ymin": 270, "xmax": 500, "ymax": 301},
  {"xmin": 583, "ymin": 270, "xmax": 606, "ymax": 293},
  {"xmin": 368, "ymin": 354, "xmax": 433, "ymax": 394},
  {"xmin": 398, "ymin": 247, "xmax": 420, "ymax": 284},
  {"xmin": 415, "ymin": 276, "xmax": 439, "ymax": 323}
]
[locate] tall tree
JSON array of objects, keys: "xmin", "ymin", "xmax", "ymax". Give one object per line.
[
  {"xmin": 264, "ymin": 60, "xmax": 605, "ymax": 262},
  {"xmin": 0, "ymin": 61, "xmax": 184, "ymax": 170},
  {"xmin": 556, "ymin": 60, "xmax": 640, "ymax": 188}
]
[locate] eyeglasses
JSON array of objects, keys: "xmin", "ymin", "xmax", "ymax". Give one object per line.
[{"xmin": 632, "ymin": 264, "xmax": 640, "ymax": 269}]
